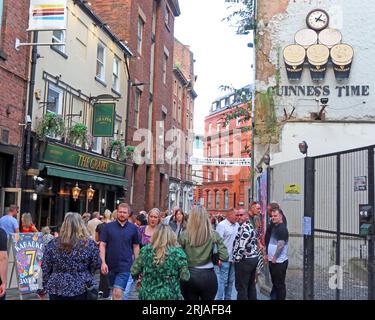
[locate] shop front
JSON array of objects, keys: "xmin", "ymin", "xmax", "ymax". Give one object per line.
[
  {"xmin": 31, "ymin": 141, "xmax": 128, "ymax": 229},
  {"xmin": 0, "ymin": 144, "xmax": 21, "ymax": 219}
]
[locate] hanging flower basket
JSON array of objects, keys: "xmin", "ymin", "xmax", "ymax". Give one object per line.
[
  {"xmin": 68, "ymin": 123, "xmax": 89, "ymax": 148},
  {"xmin": 108, "ymin": 139, "xmax": 126, "ymax": 161},
  {"xmin": 36, "ymin": 111, "xmax": 65, "ymax": 140}
]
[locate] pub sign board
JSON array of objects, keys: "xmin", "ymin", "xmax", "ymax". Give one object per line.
[{"xmin": 92, "ymin": 103, "xmax": 115, "ymax": 137}]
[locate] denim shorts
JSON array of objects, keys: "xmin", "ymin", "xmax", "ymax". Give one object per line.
[{"xmin": 108, "ymin": 271, "xmax": 130, "ymax": 291}]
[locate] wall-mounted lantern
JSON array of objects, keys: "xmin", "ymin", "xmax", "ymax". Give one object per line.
[{"xmin": 72, "ymin": 183, "xmax": 81, "ymax": 201}]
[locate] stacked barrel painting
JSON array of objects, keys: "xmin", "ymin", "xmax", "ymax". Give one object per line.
[{"xmin": 283, "ymin": 15, "xmax": 353, "ymax": 82}]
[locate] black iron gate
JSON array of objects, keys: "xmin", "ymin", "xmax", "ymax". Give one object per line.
[{"xmin": 303, "ymin": 145, "xmax": 375, "ymax": 300}]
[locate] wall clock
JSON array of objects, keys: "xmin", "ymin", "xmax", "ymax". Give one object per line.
[{"xmin": 306, "ymin": 9, "xmax": 329, "ymax": 31}]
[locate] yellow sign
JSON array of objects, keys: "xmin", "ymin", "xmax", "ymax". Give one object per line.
[{"xmin": 285, "ymin": 184, "xmax": 301, "ymax": 195}]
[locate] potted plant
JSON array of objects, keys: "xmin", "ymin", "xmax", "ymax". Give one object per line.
[
  {"xmin": 108, "ymin": 139, "xmax": 126, "ymax": 161},
  {"xmin": 68, "ymin": 123, "xmax": 89, "ymax": 148},
  {"xmin": 36, "ymin": 111, "xmax": 65, "ymax": 140}
]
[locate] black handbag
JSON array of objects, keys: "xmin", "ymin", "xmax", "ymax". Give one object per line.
[
  {"xmin": 211, "ymin": 242, "xmax": 220, "ymax": 265},
  {"xmin": 86, "ymin": 285, "xmax": 99, "ymax": 300}
]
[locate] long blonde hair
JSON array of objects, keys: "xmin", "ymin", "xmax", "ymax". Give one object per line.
[
  {"xmin": 58, "ymin": 212, "xmax": 91, "ymax": 252},
  {"xmin": 151, "ymin": 224, "xmax": 177, "ymax": 265},
  {"xmin": 21, "ymin": 212, "xmax": 34, "ymax": 228},
  {"xmin": 185, "ymin": 207, "xmax": 213, "ymax": 247}
]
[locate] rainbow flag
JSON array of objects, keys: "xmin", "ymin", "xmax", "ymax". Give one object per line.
[{"xmin": 28, "ymin": 1, "xmax": 67, "ymax": 30}]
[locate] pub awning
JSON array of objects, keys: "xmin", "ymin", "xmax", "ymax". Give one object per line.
[{"xmin": 43, "ymin": 164, "xmax": 128, "ymax": 187}]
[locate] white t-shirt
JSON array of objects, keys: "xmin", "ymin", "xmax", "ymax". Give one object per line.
[{"xmin": 215, "ymin": 219, "xmax": 239, "ymax": 262}]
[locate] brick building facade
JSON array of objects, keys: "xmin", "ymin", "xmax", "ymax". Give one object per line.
[
  {"xmin": 0, "ymin": 0, "xmax": 30, "ymax": 213},
  {"xmin": 199, "ymin": 87, "xmax": 252, "ymax": 216},
  {"xmin": 91, "ymin": 0, "xmax": 182, "ymax": 212},
  {"xmin": 169, "ymin": 38, "xmax": 197, "ymax": 214}
]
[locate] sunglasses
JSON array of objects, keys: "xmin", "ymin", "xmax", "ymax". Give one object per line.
[{"xmin": 236, "ymin": 214, "xmax": 244, "ymax": 217}]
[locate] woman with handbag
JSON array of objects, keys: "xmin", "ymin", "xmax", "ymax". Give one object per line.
[
  {"xmin": 179, "ymin": 207, "xmax": 229, "ymax": 300},
  {"xmin": 130, "ymin": 224, "xmax": 190, "ymax": 300},
  {"xmin": 41, "ymin": 212, "xmax": 101, "ymax": 300}
]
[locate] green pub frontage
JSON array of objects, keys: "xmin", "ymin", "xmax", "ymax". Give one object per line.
[{"xmin": 27, "ymin": 141, "xmax": 128, "ymax": 230}]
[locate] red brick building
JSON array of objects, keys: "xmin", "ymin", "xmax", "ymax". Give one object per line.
[
  {"xmin": 0, "ymin": 0, "xmax": 30, "ymax": 213},
  {"xmin": 91, "ymin": 0, "xmax": 182, "ymax": 212},
  {"xmin": 169, "ymin": 38, "xmax": 197, "ymax": 213},
  {"xmin": 199, "ymin": 86, "xmax": 252, "ymax": 216}
]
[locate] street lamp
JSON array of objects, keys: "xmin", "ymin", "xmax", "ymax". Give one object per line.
[{"xmin": 299, "ymin": 141, "xmax": 308, "ymax": 156}]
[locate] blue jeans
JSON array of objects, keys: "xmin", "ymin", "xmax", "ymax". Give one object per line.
[
  {"xmin": 215, "ymin": 261, "xmax": 235, "ymax": 300},
  {"xmin": 123, "ymin": 276, "xmax": 135, "ymax": 300},
  {"xmin": 108, "ymin": 271, "xmax": 130, "ymax": 291}
]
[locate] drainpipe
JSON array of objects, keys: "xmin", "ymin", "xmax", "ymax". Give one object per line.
[
  {"xmin": 250, "ymin": 0, "xmax": 257, "ymax": 203},
  {"xmin": 25, "ymin": 31, "xmax": 38, "ymax": 168}
]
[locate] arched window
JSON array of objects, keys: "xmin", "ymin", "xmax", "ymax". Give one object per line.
[
  {"xmin": 224, "ymin": 190, "xmax": 229, "ymax": 209},
  {"xmin": 215, "ymin": 190, "xmax": 220, "ymax": 209},
  {"xmin": 207, "ymin": 191, "xmax": 212, "ymax": 208}
]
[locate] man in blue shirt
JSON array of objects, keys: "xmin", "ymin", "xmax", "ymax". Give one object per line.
[
  {"xmin": 0, "ymin": 205, "xmax": 19, "ymax": 236},
  {"xmin": 0, "ymin": 227, "xmax": 8, "ymax": 300},
  {"xmin": 99, "ymin": 203, "xmax": 140, "ymax": 300}
]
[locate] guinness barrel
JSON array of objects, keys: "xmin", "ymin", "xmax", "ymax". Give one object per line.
[
  {"xmin": 330, "ymin": 44, "xmax": 354, "ymax": 80},
  {"xmin": 318, "ymin": 28, "xmax": 342, "ymax": 48},
  {"xmin": 283, "ymin": 44, "xmax": 306, "ymax": 81},
  {"xmin": 306, "ymin": 44, "xmax": 330, "ymax": 81},
  {"xmin": 295, "ymin": 29, "xmax": 318, "ymax": 48}
]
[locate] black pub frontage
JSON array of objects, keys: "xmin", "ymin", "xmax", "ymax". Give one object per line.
[{"xmin": 24, "ymin": 140, "xmax": 128, "ymax": 230}]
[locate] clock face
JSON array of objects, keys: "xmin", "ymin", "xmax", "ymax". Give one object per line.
[{"xmin": 306, "ymin": 9, "xmax": 329, "ymax": 31}]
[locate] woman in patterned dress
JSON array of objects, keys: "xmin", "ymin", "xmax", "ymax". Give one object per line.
[
  {"xmin": 138, "ymin": 208, "xmax": 161, "ymax": 248},
  {"xmin": 41, "ymin": 212, "xmax": 101, "ymax": 300},
  {"xmin": 131, "ymin": 224, "xmax": 190, "ymax": 300}
]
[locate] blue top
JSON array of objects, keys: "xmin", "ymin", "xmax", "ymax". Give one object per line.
[
  {"xmin": 41, "ymin": 238, "xmax": 101, "ymax": 297},
  {"xmin": 0, "ymin": 215, "xmax": 18, "ymax": 236},
  {"xmin": 100, "ymin": 220, "xmax": 140, "ymax": 273}
]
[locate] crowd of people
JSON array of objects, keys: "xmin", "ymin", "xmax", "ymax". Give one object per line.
[{"xmin": 0, "ymin": 201, "xmax": 289, "ymax": 301}]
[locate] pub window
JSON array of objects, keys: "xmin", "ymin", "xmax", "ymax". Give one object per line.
[
  {"xmin": 51, "ymin": 30, "xmax": 65, "ymax": 53},
  {"xmin": 96, "ymin": 43, "xmax": 106, "ymax": 81},
  {"xmin": 112, "ymin": 56, "xmax": 120, "ymax": 92},
  {"xmin": 46, "ymin": 83, "xmax": 63, "ymax": 114},
  {"xmin": 92, "ymin": 137, "xmax": 102, "ymax": 154}
]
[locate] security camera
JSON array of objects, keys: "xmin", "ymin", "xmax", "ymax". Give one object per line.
[{"xmin": 33, "ymin": 176, "xmax": 44, "ymax": 182}]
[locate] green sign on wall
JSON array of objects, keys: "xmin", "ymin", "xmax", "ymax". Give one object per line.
[
  {"xmin": 92, "ymin": 103, "xmax": 115, "ymax": 137},
  {"xmin": 43, "ymin": 143, "xmax": 125, "ymax": 177}
]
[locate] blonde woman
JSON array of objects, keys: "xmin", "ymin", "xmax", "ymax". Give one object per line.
[
  {"xmin": 179, "ymin": 207, "xmax": 229, "ymax": 300},
  {"xmin": 41, "ymin": 212, "xmax": 101, "ymax": 300},
  {"xmin": 138, "ymin": 208, "xmax": 161, "ymax": 248},
  {"xmin": 20, "ymin": 213, "xmax": 38, "ymax": 233},
  {"xmin": 131, "ymin": 224, "xmax": 189, "ymax": 299}
]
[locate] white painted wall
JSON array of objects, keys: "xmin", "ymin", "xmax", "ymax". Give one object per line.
[{"xmin": 270, "ymin": 122, "xmax": 375, "ymax": 165}]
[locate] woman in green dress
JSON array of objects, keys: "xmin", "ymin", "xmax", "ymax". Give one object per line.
[{"xmin": 131, "ymin": 223, "xmax": 190, "ymax": 300}]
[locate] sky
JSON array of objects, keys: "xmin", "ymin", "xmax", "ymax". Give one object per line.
[{"xmin": 174, "ymin": 0, "xmax": 254, "ymax": 134}]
